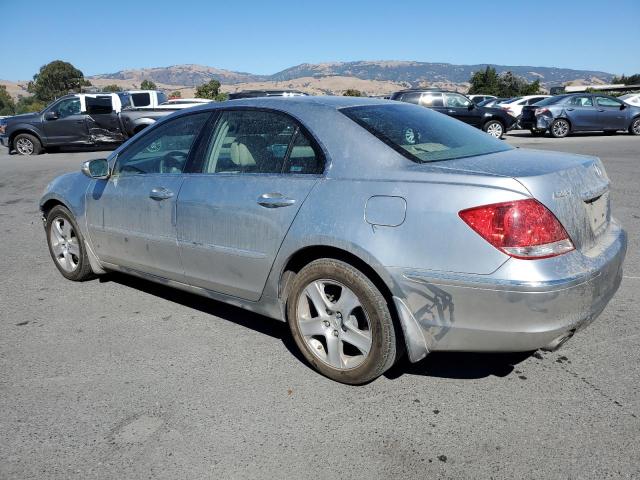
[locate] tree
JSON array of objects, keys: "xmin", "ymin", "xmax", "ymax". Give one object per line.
[
  {"xmin": 169, "ymin": 90, "xmax": 182, "ymax": 99},
  {"xmin": 468, "ymin": 67, "xmax": 541, "ymax": 97},
  {"xmin": 15, "ymin": 95, "xmax": 46, "ymax": 114},
  {"xmin": 468, "ymin": 66, "xmax": 500, "ymax": 95},
  {"xmin": 611, "ymin": 73, "xmax": 640, "ymax": 85},
  {"xmin": 343, "ymin": 89, "xmax": 363, "ymax": 97},
  {"xmin": 0, "ymin": 85, "xmax": 15, "ymax": 116},
  {"xmin": 101, "ymin": 84, "xmax": 121, "ymax": 92},
  {"xmin": 195, "ymin": 79, "xmax": 227, "ymax": 101},
  {"xmin": 140, "ymin": 79, "xmax": 157, "ymax": 90},
  {"xmin": 27, "ymin": 60, "xmax": 91, "ymax": 102}
]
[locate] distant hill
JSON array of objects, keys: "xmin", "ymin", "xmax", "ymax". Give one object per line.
[
  {"xmin": 91, "ymin": 64, "xmax": 262, "ymax": 86},
  {"xmin": 90, "ymin": 61, "xmax": 614, "ymax": 89},
  {"xmin": 1, "ymin": 60, "xmax": 615, "ymax": 101}
]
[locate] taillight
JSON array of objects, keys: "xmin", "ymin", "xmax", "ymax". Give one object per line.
[
  {"xmin": 459, "ymin": 199, "xmax": 574, "ymax": 259},
  {"xmin": 534, "ymin": 107, "xmax": 550, "ymax": 116}
]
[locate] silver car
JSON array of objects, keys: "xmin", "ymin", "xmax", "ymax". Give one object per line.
[{"xmin": 40, "ymin": 97, "xmax": 627, "ymax": 384}]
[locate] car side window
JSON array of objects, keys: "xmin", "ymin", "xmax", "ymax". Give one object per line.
[
  {"xmin": 54, "ymin": 98, "xmax": 81, "ymax": 118},
  {"xmin": 419, "ymin": 92, "xmax": 444, "ymax": 107},
  {"xmin": 114, "ymin": 112, "xmax": 210, "ymax": 176},
  {"xmin": 443, "ymin": 93, "xmax": 471, "ymax": 108},
  {"xmin": 283, "ymin": 130, "xmax": 323, "ymax": 174},
  {"xmin": 596, "ymin": 97, "xmax": 622, "ymax": 108},
  {"xmin": 527, "ymin": 97, "xmax": 545, "ymax": 105},
  {"xmin": 569, "ymin": 96, "xmax": 593, "ymax": 107},
  {"xmin": 86, "ymin": 96, "xmax": 114, "ymax": 115},
  {"xmin": 203, "ymin": 110, "xmax": 319, "ymax": 174}
]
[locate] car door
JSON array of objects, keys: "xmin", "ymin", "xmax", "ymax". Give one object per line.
[
  {"xmin": 564, "ymin": 95, "xmax": 599, "ymax": 131},
  {"xmin": 595, "ymin": 96, "xmax": 627, "ymax": 130},
  {"xmin": 85, "ymin": 95, "xmax": 126, "ymax": 143},
  {"xmin": 42, "ymin": 96, "xmax": 89, "ymax": 145},
  {"xmin": 177, "ymin": 108, "xmax": 324, "ymax": 301},
  {"xmin": 85, "ymin": 111, "xmax": 211, "ymax": 279},
  {"xmin": 442, "ymin": 93, "xmax": 480, "ymax": 126}
]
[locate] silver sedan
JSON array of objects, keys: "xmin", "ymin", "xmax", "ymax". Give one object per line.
[{"xmin": 40, "ymin": 97, "xmax": 627, "ymax": 384}]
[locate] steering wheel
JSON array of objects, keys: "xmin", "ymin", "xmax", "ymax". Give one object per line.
[{"xmin": 160, "ymin": 150, "xmax": 188, "ymax": 173}]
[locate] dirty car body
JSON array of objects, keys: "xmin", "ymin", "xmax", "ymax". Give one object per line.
[{"xmin": 40, "ymin": 97, "xmax": 626, "ymax": 381}]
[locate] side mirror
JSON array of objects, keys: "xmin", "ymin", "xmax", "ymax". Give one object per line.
[
  {"xmin": 81, "ymin": 158, "xmax": 110, "ymax": 179},
  {"xmin": 467, "ymin": 103, "xmax": 475, "ymax": 110},
  {"xmin": 620, "ymin": 103, "xmax": 627, "ymax": 110},
  {"xmin": 44, "ymin": 111, "xmax": 59, "ymax": 120}
]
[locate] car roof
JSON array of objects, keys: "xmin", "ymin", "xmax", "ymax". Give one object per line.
[{"xmin": 187, "ymin": 95, "xmax": 392, "ymax": 112}]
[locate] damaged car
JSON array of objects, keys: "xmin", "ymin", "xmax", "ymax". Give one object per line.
[
  {"xmin": 1, "ymin": 93, "xmax": 129, "ymax": 155},
  {"xmin": 40, "ymin": 97, "xmax": 626, "ymax": 384}
]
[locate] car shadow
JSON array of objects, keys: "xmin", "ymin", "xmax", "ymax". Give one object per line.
[
  {"xmin": 99, "ymin": 273, "xmax": 533, "ymax": 381},
  {"xmin": 384, "ymin": 351, "xmax": 532, "ymax": 380}
]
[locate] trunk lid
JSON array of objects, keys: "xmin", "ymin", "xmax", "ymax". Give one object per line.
[{"xmin": 431, "ymin": 148, "xmax": 610, "ymax": 252}]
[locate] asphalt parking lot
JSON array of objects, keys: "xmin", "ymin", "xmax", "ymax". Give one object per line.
[{"xmin": 1, "ymin": 131, "xmax": 639, "ymax": 479}]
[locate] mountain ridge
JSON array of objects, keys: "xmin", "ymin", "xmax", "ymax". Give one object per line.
[{"xmin": 90, "ymin": 60, "xmax": 614, "ymax": 88}]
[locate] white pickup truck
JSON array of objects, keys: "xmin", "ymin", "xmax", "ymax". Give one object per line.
[{"xmin": 126, "ymin": 90, "xmax": 168, "ymax": 108}]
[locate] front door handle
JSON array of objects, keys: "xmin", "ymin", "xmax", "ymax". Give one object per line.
[
  {"xmin": 566, "ymin": 108, "xmax": 574, "ymax": 111},
  {"xmin": 257, "ymin": 193, "xmax": 296, "ymax": 208},
  {"xmin": 149, "ymin": 187, "xmax": 174, "ymax": 201}
]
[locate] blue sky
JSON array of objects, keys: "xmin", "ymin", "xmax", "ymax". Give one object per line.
[{"xmin": 1, "ymin": 0, "xmax": 638, "ymax": 80}]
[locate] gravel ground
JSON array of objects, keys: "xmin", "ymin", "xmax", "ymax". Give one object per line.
[{"xmin": 1, "ymin": 130, "xmax": 638, "ymax": 479}]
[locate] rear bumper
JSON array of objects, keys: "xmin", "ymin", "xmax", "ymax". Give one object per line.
[{"xmin": 390, "ymin": 220, "xmax": 627, "ymax": 362}]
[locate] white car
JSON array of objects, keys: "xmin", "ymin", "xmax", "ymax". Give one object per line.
[
  {"xmin": 497, "ymin": 95, "xmax": 551, "ymax": 119},
  {"xmin": 620, "ymin": 93, "xmax": 640, "ymax": 107}
]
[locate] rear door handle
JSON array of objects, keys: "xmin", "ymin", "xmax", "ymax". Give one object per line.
[
  {"xmin": 257, "ymin": 193, "xmax": 296, "ymax": 208},
  {"xmin": 149, "ymin": 187, "xmax": 174, "ymax": 200},
  {"xmin": 566, "ymin": 108, "xmax": 574, "ymax": 111}
]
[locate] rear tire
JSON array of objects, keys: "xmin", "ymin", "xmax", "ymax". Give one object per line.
[
  {"xmin": 530, "ymin": 129, "xmax": 546, "ymax": 137},
  {"xmin": 629, "ymin": 117, "xmax": 640, "ymax": 135},
  {"xmin": 45, "ymin": 205, "xmax": 94, "ymax": 281},
  {"xmin": 483, "ymin": 120, "xmax": 504, "ymax": 139},
  {"xmin": 550, "ymin": 119, "xmax": 570, "ymax": 138},
  {"xmin": 286, "ymin": 259, "xmax": 397, "ymax": 385},
  {"xmin": 13, "ymin": 133, "xmax": 42, "ymax": 155}
]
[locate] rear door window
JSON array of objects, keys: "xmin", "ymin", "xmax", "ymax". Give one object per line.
[
  {"xmin": 85, "ymin": 96, "xmax": 114, "ymax": 114},
  {"xmin": 131, "ymin": 92, "xmax": 151, "ymax": 107},
  {"xmin": 419, "ymin": 92, "xmax": 444, "ymax": 107},
  {"xmin": 201, "ymin": 109, "xmax": 323, "ymax": 175}
]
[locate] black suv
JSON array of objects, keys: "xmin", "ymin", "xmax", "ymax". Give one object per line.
[{"xmin": 390, "ymin": 89, "xmax": 517, "ymax": 138}]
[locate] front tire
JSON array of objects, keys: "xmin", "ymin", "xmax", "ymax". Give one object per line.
[
  {"xmin": 550, "ymin": 119, "xmax": 570, "ymax": 138},
  {"xmin": 13, "ymin": 133, "xmax": 42, "ymax": 155},
  {"xmin": 286, "ymin": 259, "xmax": 397, "ymax": 385},
  {"xmin": 45, "ymin": 205, "xmax": 94, "ymax": 281},
  {"xmin": 483, "ymin": 120, "xmax": 504, "ymax": 138},
  {"xmin": 629, "ymin": 117, "xmax": 640, "ymax": 135}
]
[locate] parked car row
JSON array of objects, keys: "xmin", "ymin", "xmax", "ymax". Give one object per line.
[{"xmin": 389, "ymin": 89, "xmax": 517, "ymax": 138}]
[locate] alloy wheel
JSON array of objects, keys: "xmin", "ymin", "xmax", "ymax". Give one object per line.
[
  {"xmin": 296, "ymin": 279, "xmax": 372, "ymax": 370},
  {"xmin": 486, "ymin": 122, "xmax": 503, "ymax": 138},
  {"xmin": 633, "ymin": 119, "xmax": 640, "ymax": 135},
  {"xmin": 552, "ymin": 120, "xmax": 569, "ymax": 137},
  {"xmin": 16, "ymin": 137, "xmax": 34, "ymax": 155},
  {"xmin": 49, "ymin": 217, "xmax": 80, "ymax": 272}
]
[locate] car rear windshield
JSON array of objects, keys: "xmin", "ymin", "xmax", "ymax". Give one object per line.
[
  {"xmin": 340, "ymin": 103, "xmax": 513, "ymax": 163},
  {"xmin": 533, "ymin": 96, "xmax": 565, "ymax": 106}
]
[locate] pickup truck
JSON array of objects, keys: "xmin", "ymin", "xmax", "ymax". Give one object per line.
[
  {"xmin": 126, "ymin": 90, "xmax": 168, "ymax": 108},
  {"xmin": 0, "ymin": 93, "xmax": 179, "ymax": 155}
]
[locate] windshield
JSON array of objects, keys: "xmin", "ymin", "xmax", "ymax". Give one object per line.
[
  {"xmin": 340, "ymin": 103, "xmax": 513, "ymax": 163},
  {"xmin": 500, "ymin": 97, "xmax": 522, "ymax": 104}
]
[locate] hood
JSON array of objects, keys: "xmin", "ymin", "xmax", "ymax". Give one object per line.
[{"xmin": 6, "ymin": 112, "xmax": 40, "ymax": 123}]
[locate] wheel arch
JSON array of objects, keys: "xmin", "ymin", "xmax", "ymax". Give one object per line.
[
  {"xmin": 278, "ymin": 244, "xmax": 406, "ymax": 358},
  {"xmin": 9, "ymin": 128, "xmax": 44, "ymax": 148}
]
